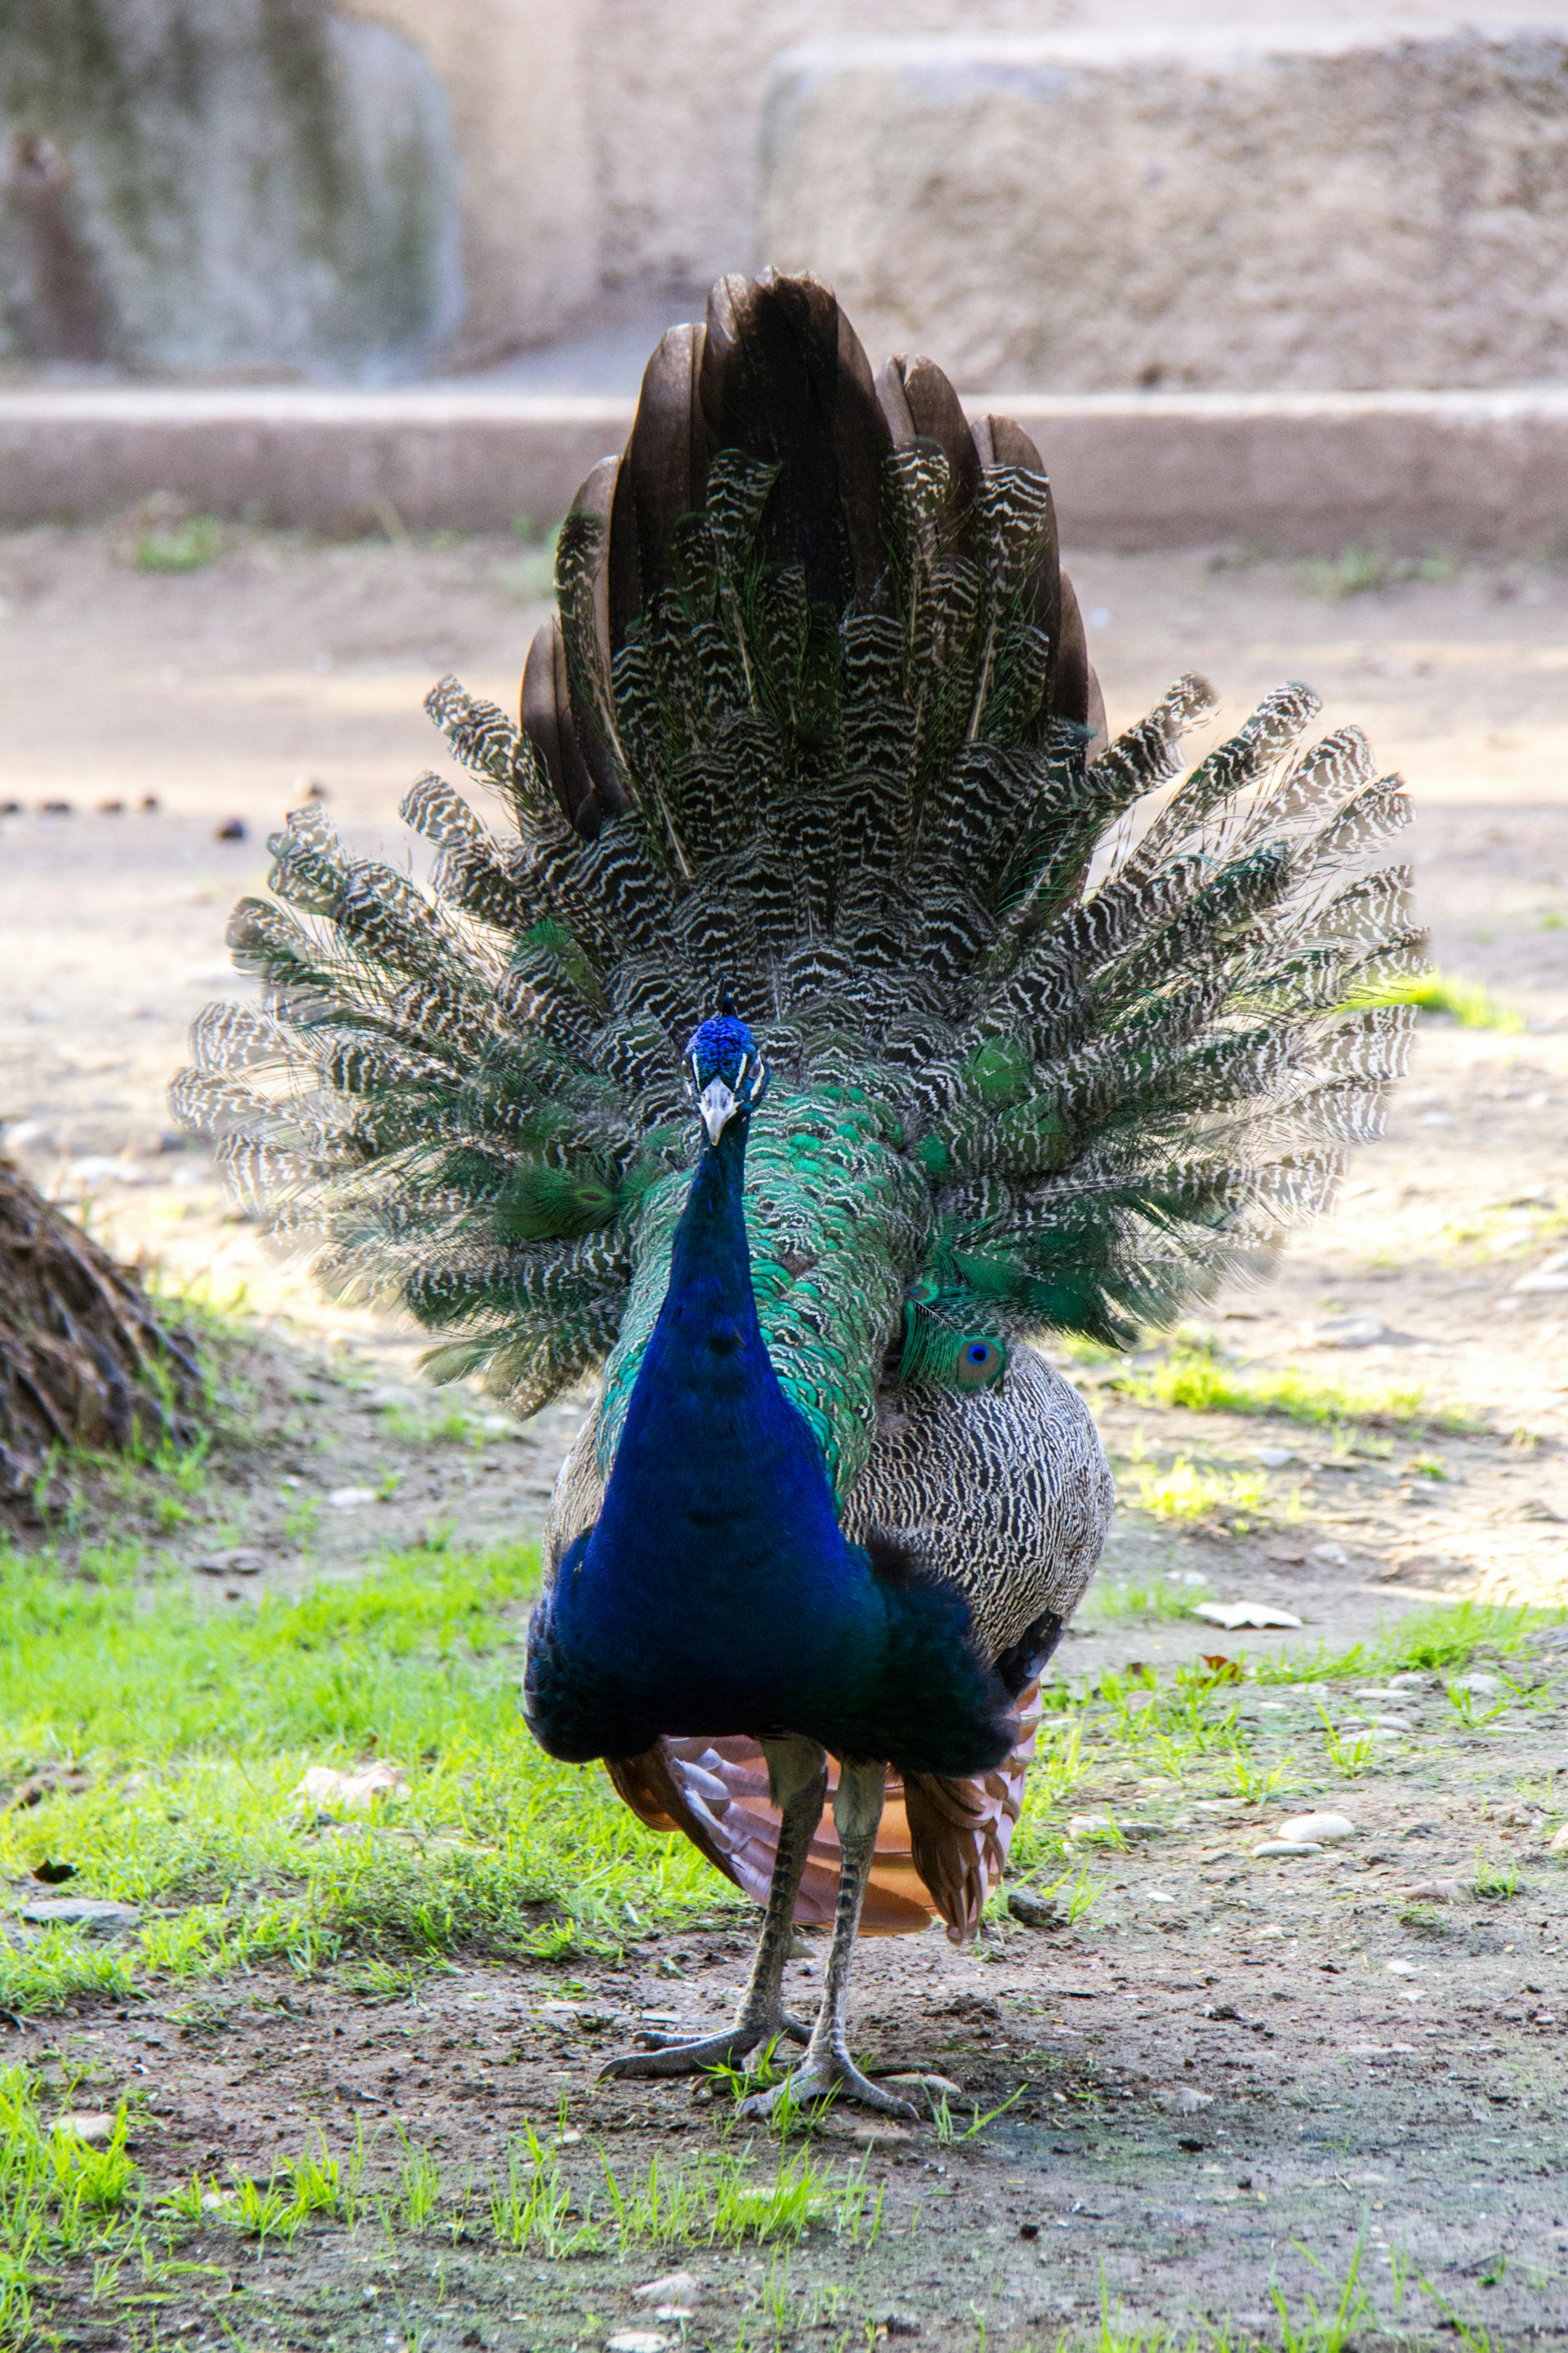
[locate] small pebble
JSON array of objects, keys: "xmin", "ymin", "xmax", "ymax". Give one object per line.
[
  {"xmin": 1192, "ymin": 1601, "xmax": 1303, "ymax": 1630},
  {"xmin": 1008, "ymin": 1887, "xmax": 1067, "ymax": 1930},
  {"xmin": 1406, "ymin": 1878, "xmax": 1472, "ymax": 1905},
  {"xmin": 214, "ymin": 817, "xmax": 247, "ymax": 841},
  {"xmin": 607, "ymin": 2335, "xmax": 670, "ymax": 2353},
  {"xmin": 1255, "ymin": 1446, "xmax": 1298, "ymax": 1468},
  {"xmin": 885, "ymin": 2072, "xmax": 965, "ymax": 2103},
  {"xmin": 1451, "ymin": 1672, "xmax": 1503, "ymax": 1695},
  {"xmin": 193, "ymin": 1547, "xmax": 265, "ymax": 1576},
  {"xmin": 20, "ymin": 1898, "xmax": 140, "ymax": 1935},
  {"xmin": 1307, "ymin": 1316, "xmax": 1386, "ymax": 1348},
  {"xmin": 1548, "ymin": 1825, "xmax": 1568, "ymax": 1853},
  {"xmin": 55, "ymin": 2111, "xmax": 114, "ymax": 2144},
  {"xmin": 327, "ymin": 1486, "xmax": 378, "ymax": 1510},
  {"xmin": 292, "ymin": 1763, "xmax": 408, "ymax": 1810},
  {"xmin": 1277, "ymin": 1811, "xmax": 1356, "ymax": 1844},
  {"xmin": 633, "ymin": 2272, "xmax": 699, "ymax": 2308},
  {"xmin": 1252, "ymin": 1839, "xmax": 1321, "ymax": 1859}
]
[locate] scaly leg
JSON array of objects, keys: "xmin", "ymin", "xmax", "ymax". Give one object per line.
[
  {"xmin": 600, "ymin": 1733, "xmax": 827, "ymax": 2082},
  {"xmin": 740, "ymin": 1754, "xmax": 916, "ymax": 2121}
]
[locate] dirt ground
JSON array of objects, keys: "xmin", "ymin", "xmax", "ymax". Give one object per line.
[{"xmin": 1, "ymin": 524, "xmax": 1566, "ymax": 2349}]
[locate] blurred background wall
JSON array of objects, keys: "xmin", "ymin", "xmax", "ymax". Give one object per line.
[
  {"xmin": 0, "ymin": 0, "xmax": 464, "ymax": 376},
  {"xmin": 3, "ymin": 0, "xmax": 1568, "ymax": 385}
]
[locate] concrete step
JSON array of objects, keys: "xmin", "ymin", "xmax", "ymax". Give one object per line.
[{"xmin": 4, "ymin": 383, "xmax": 1568, "ymax": 554}]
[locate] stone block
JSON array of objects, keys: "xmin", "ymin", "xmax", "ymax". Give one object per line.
[{"xmin": 760, "ymin": 29, "xmax": 1568, "ymax": 391}]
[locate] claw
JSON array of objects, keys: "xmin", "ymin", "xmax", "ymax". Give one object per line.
[
  {"xmin": 599, "ymin": 2011, "xmax": 808, "ymax": 2083},
  {"xmin": 737, "ymin": 2049, "xmax": 919, "ymax": 2123}
]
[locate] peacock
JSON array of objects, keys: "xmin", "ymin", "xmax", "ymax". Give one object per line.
[{"xmin": 175, "ymin": 273, "xmax": 1419, "ymax": 2119}]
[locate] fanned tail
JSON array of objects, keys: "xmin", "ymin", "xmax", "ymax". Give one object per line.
[{"xmin": 173, "ymin": 270, "xmax": 1422, "ymax": 1501}]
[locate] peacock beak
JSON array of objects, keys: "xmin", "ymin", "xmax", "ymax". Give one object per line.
[{"xmin": 697, "ymin": 1077, "xmax": 740, "ymax": 1143}]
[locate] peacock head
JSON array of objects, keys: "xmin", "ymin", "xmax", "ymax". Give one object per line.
[{"xmin": 685, "ymin": 996, "xmax": 768, "ymax": 1146}]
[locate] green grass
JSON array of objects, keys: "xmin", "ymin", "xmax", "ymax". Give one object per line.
[
  {"xmin": 1114, "ymin": 1343, "xmax": 1467, "ymax": 1430},
  {"xmin": 1298, "ymin": 546, "xmax": 1454, "ymax": 599},
  {"xmin": 0, "ymin": 2087, "xmax": 880, "ymax": 2345},
  {"xmin": 1079, "ymin": 1572, "xmax": 1207, "ymax": 1627},
  {"xmin": 1348, "ymin": 969, "xmax": 1525, "ymax": 1031},
  {"xmin": 0, "ymin": 1517, "xmax": 1552, "ymax": 2350},
  {"xmin": 1120, "ymin": 1455, "xmax": 1269, "ymax": 1525},
  {"xmin": 0, "ymin": 1535, "xmax": 743, "ymax": 2008},
  {"xmin": 2, "ymin": 1533, "xmax": 1559, "ymax": 2022},
  {"xmin": 133, "ymin": 515, "xmax": 224, "ymax": 574},
  {"xmin": 0, "ymin": 2067, "xmax": 143, "ymax": 2343},
  {"xmin": 1257, "ymin": 1599, "xmax": 1559, "ymax": 1687}
]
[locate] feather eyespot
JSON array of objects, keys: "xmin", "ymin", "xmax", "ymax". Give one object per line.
[{"xmin": 955, "ymin": 1336, "xmax": 1008, "ymax": 1389}]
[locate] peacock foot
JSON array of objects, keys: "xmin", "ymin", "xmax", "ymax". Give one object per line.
[
  {"xmin": 737, "ymin": 2045, "xmax": 919, "ymax": 2123},
  {"xmin": 599, "ymin": 2008, "xmax": 811, "ymax": 2083}
]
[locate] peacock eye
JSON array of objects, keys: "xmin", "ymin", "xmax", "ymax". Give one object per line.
[{"xmin": 954, "ymin": 1334, "xmax": 1007, "ymax": 1388}]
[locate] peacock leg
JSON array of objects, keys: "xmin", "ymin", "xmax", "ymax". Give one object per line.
[
  {"xmin": 739, "ymin": 1754, "xmax": 918, "ymax": 2122},
  {"xmin": 599, "ymin": 1734, "xmax": 827, "ymax": 2083}
]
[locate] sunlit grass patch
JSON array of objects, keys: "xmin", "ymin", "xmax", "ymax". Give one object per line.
[
  {"xmin": 1079, "ymin": 1571, "xmax": 1207, "ymax": 1627},
  {"xmin": 133, "ymin": 514, "xmax": 225, "ymax": 574},
  {"xmin": 1120, "ymin": 1455, "xmax": 1269, "ymax": 1525},
  {"xmin": 181, "ymin": 2119, "xmax": 879, "ymax": 2258},
  {"xmin": 1254, "ymin": 1601, "xmax": 1565, "ymax": 1687},
  {"xmin": 0, "ymin": 2064, "xmax": 142, "ymax": 2341},
  {"xmin": 1347, "ymin": 968, "xmax": 1525, "ymax": 1031},
  {"xmin": 1298, "ymin": 545, "xmax": 1454, "ymax": 599},
  {"xmin": 1114, "ymin": 1343, "xmax": 1468, "ymax": 1431},
  {"xmin": 0, "ymin": 1927, "xmax": 138, "ymax": 2017}
]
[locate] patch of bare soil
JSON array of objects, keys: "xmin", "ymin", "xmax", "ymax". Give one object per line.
[{"xmin": 2, "ymin": 527, "xmax": 1566, "ymax": 2347}]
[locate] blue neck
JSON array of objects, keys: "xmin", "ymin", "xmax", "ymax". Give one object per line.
[{"xmin": 562, "ymin": 1115, "xmax": 862, "ymax": 1700}]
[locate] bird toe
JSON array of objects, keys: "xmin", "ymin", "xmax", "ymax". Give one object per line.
[
  {"xmin": 738, "ymin": 2051, "xmax": 919, "ymax": 2123},
  {"xmin": 599, "ymin": 2018, "xmax": 797, "ymax": 2082}
]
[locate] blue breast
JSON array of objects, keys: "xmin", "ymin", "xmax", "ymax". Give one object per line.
[{"xmin": 523, "ymin": 1117, "xmax": 1018, "ymax": 1776}]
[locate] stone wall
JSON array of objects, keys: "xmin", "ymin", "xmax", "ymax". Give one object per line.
[
  {"xmin": 580, "ymin": 0, "xmax": 1568, "ymax": 314},
  {"xmin": 0, "ymin": 0, "xmax": 464, "ymax": 376},
  {"xmin": 758, "ymin": 26, "xmax": 1568, "ymax": 391},
  {"xmin": 7, "ymin": 2, "xmax": 1568, "ymax": 378},
  {"xmin": 336, "ymin": 0, "xmax": 597, "ymax": 363}
]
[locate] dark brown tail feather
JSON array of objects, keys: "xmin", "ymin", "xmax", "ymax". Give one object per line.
[
  {"xmin": 527, "ymin": 269, "xmax": 1107, "ymax": 837},
  {"xmin": 607, "ymin": 321, "xmax": 712, "ymax": 653},
  {"xmin": 604, "ymin": 1679, "xmax": 1043, "ymax": 1945}
]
